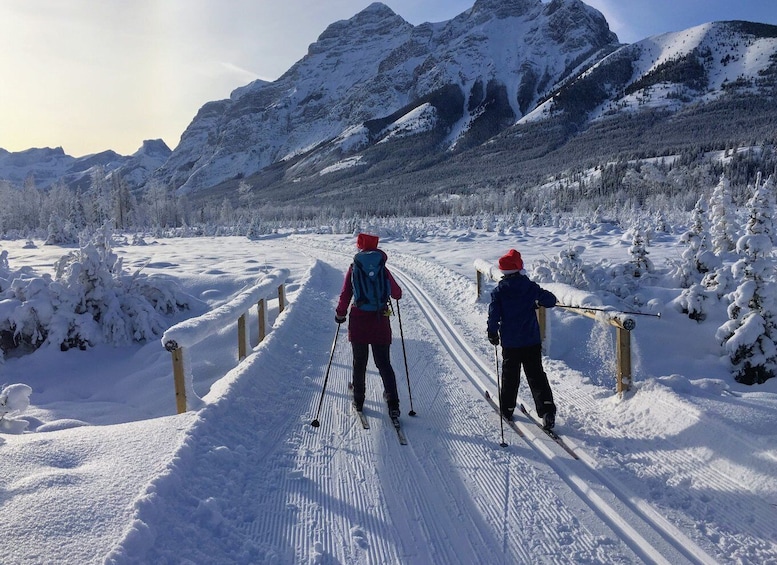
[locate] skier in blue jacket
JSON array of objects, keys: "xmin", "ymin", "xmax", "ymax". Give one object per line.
[{"xmin": 487, "ymin": 249, "xmax": 558, "ymax": 429}]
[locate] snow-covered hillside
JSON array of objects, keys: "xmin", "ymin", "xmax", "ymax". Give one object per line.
[
  {"xmin": 3, "ymin": 4, "xmax": 775, "ymax": 216},
  {"xmin": 150, "ymin": 0, "xmax": 618, "ymax": 193},
  {"xmin": 0, "ymin": 226, "xmax": 775, "ymax": 564},
  {"xmin": 524, "ymin": 20, "xmax": 777, "ymax": 124},
  {"xmin": 0, "ymin": 140, "xmax": 170, "ymax": 191}
]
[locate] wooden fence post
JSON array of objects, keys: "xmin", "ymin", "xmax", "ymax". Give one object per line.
[
  {"xmin": 165, "ymin": 340, "xmax": 187, "ymax": 414},
  {"xmin": 547, "ymin": 305, "xmax": 636, "ymax": 394},
  {"xmin": 258, "ymin": 298, "xmax": 266, "ymax": 343},
  {"xmin": 278, "ymin": 284, "xmax": 286, "ymax": 313},
  {"xmin": 616, "ymin": 327, "xmax": 632, "ymax": 394},
  {"xmin": 238, "ymin": 313, "xmax": 247, "ymax": 361}
]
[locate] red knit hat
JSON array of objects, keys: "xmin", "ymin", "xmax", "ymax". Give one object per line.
[
  {"xmin": 498, "ymin": 249, "xmax": 524, "ymax": 273},
  {"xmin": 356, "ymin": 233, "xmax": 379, "ymax": 251}
]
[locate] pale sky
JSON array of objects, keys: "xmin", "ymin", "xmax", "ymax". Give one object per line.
[{"xmin": 1, "ymin": 0, "xmax": 775, "ymax": 157}]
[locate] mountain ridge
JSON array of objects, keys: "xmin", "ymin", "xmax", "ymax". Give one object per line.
[
  {"xmin": 1, "ymin": 2, "xmax": 776, "ymax": 216},
  {"xmin": 149, "ymin": 0, "xmax": 619, "ymax": 194}
]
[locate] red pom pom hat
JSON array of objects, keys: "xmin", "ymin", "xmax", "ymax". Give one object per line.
[
  {"xmin": 498, "ymin": 249, "xmax": 524, "ymax": 274},
  {"xmin": 356, "ymin": 233, "xmax": 379, "ymax": 250}
]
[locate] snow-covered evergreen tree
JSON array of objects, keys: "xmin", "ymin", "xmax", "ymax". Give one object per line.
[
  {"xmin": 628, "ymin": 228, "xmax": 653, "ymax": 277},
  {"xmin": 246, "ymin": 217, "xmax": 265, "ymax": 240},
  {"xmin": 44, "ymin": 213, "xmax": 78, "ymax": 245},
  {"xmin": 716, "ymin": 176, "xmax": 777, "ymax": 384},
  {"xmin": 0, "ymin": 223, "xmax": 195, "ymax": 357},
  {"xmin": 707, "ymin": 174, "xmax": 738, "ymax": 256},
  {"xmin": 756, "ymin": 174, "xmax": 777, "ymax": 247},
  {"xmin": 652, "ymin": 210, "xmax": 670, "ymax": 234},
  {"xmin": 675, "ymin": 283, "xmax": 710, "ymax": 322},
  {"xmin": 670, "ymin": 195, "xmax": 719, "ymax": 287}
]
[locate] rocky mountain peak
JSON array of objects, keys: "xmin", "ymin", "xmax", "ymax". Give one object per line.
[
  {"xmin": 313, "ymin": 2, "xmax": 409, "ymax": 48},
  {"xmin": 541, "ymin": 0, "xmax": 619, "ymax": 46},
  {"xmin": 134, "ymin": 139, "xmax": 172, "ymax": 159},
  {"xmin": 150, "ymin": 0, "xmax": 622, "ymax": 193},
  {"xmin": 469, "ymin": 0, "xmax": 541, "ymax": 20}
]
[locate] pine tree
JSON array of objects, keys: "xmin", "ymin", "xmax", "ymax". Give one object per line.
[
  {"xmin": 716, "ymin": 174, "xmax": 777, "ymax": 384},
  {"xmin": 676, "ymin": 283, "xmax": 709, "ymax": 322},
  {"xmin": 629, "ymin": 228, "xmax": 653, "ymax": 277},
  {"xmin": 671, "ymin": 195, "xmax": 717, "ymax": 287},
  {"xmin": 708, "ymin": 174, "xmax": 738, "ymax": 256}
]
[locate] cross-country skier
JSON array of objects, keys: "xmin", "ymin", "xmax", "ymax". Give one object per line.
[
  {"xmin": 335, "ymin": 233, "xmax": 403, "ymax": 418},
  {"xmin": 487, "ymin": 249, "xmax": 558, "ymax": 429}
]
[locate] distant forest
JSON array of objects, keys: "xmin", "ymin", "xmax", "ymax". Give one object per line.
[{"xmin": 1, "ymin": 142, "xmax": 774, "ymax": 241}]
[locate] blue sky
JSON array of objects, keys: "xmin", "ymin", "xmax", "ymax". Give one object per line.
[{"xmin": 1, "ymin": 0, "xmax": 775, "ymax": 157}]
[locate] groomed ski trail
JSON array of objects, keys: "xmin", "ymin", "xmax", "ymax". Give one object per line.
[{"xmin": 106, "ymin": 244, "xmax": 721, "ymax": 564}]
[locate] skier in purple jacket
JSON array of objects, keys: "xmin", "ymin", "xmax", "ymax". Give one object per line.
[
  {"xmin": 335, "ymin": 233, "xmax": 403, "ymax": 418},
  {"xmin": 487, "ymin": 249, "xmax": 558, "ymax": 429}
]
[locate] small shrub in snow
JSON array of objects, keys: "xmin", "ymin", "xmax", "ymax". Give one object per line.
[
  {"xmin": 674, "ymin": 283, "xmax": 710, "ymax": 322},
  {"xmin": 532, "ymin": 246, "xmax": 596, "ymax": 289},
  {"xmin": 131, "ymin": 234, "xmax": 148, "ymax": 246},
  {"xmin": 701, "ymin": 266, "xmax": 736, "ymax": 300},
  {"xmin": 0, "ymin": 383, "xmax": 32, "ymax": 434},
  {"xmin": 0, "ymin": 225, "xmax": 193, "ymax": 357}
]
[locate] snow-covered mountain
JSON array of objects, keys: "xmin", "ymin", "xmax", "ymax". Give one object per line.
[
  {"xmin": 151, "ymin": 5, "xmax": 776, "ymax": 205},
  {"xmin": 523, "ymin": 20, "xmax": 777, "ymax": 125},
  {"xmin": 152, "ymin": 0, "xmax": 619, "ymax": 193},
  {"xmin": 2, "ymin": 2, "xmax": 775, "ymax": 210},
  {"xmin": 0, "ymin": 140, "xmax": 171, "ymax": 191}
]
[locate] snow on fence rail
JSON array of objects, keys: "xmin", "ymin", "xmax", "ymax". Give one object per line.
[
  {"xmin": 161, "ymin": 268, "xmax": 290, "ymax": 413},
  {"xmin": 474, "ymin": 259, "xmax": 636, "ymax": 394}
]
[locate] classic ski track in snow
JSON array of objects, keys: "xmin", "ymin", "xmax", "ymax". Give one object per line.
[
  {"xmin": 303, "ymin": 241, "xmax": 720, "ymax": 563},
  {"xmin": 562, "ymin": 374, "xmax": 777, "ymax": 557},
  {"xmin": 105, "ymin": 239, "xmax": 744, "ymax": 564},
  {"xmin": 380, "ymin": 243, "xmax": 775, "ymax": 562},
  {"xmin": 293, "ymin": 253, "xmax": 621, "ymax": 563},
  {"xmin": 391, "ymin": 265, "xmax": 719, "ymax": 565}
]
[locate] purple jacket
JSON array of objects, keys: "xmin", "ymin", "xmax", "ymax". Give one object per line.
[{"xmin": 336, "ymin": 252, "xmax": 402, "ymax": 345}]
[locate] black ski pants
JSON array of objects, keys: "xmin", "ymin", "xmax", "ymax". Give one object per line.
[
  {"xmin": 500, "ymin": 343, "xmax": 555, "ymax": 418},
  {"xmin": 351, "ymin": 343, "xmax": 399, "ymax": 411}
]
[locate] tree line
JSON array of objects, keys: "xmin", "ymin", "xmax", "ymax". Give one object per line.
[{"xmin": 0, "ymin": 144, "xmax": 774, "ymax": 241}]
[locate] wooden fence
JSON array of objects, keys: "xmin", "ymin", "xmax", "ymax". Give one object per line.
[{"xmin": 161, "ymin": 269, "xmax": 290, "ymax": 413}]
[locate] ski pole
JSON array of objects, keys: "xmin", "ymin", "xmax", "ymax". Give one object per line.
[
  {"xmin": 395, "ymin": 298, "xmax": 416, "ymax": 416},
  {"xmin": 495, "ymin": 345, "xmax": 507, "ymax": 448},
  {"xmin": 555, "ymin": 304, "xmax": 661, "ymax": 318},
  {"xmin": 311, "ymin": 323, "xmax": 341, "ymax": 428}
]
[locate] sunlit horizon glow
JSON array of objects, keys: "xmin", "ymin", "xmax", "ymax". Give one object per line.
[{"xmin": 1, "ymin": 0, "xmax": 775, "ymax": 157}]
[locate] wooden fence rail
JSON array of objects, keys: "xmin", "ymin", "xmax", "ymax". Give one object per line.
[
  {"xmin": 475, "ymin": 261, "xmax": 636, "ymax": 394},
  {"xmin": 161, "ymin": 269, "xmax": 290, "ymax": 413}
]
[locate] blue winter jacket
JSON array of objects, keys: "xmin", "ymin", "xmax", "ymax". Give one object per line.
[{"xmin": 487, "ymin": 273, "xmax": 557, "ymax": 348}]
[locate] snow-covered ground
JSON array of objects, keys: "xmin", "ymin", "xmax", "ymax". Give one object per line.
[{"xmin": 1, "ymin": 227, "xmax": 776, "ymax": 564}]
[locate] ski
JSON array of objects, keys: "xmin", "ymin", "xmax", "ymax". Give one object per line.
[
  {"xmin": 348, "ymin": 382, "xmax": 369, "ymax": 429},
  {"xmin": 390, "ymin": 416, "xmax": 408, "ymax": 445},
  {"xmin": 519, "ymin": 404, "xmax": 579, "ymax": 459},
  {"xmin": 483, "ymin": 390, "xmax": 525, "ymax": 437},
  {"xmin": 354, "ymin": 405, "xmax": 370, "ymax": 429}
]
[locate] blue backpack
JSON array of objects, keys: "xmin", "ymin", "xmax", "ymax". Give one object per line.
[{"xmin": 352, "ymin": 250, "xmax": 390, "ymax": 311}]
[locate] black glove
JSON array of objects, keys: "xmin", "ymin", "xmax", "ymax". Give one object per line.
[
  {"xmin": 335, "ymin": 314, "xmax": 347, "ymax": 324},
  {"xmin": 488, "ymin": 333, "xmax": 499, "ymax": 346}
]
